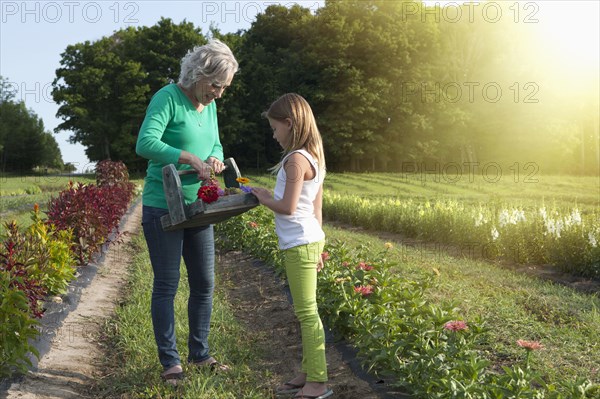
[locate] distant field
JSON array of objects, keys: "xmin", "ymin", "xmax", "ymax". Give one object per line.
[
  {"xmin": 247, "ymin": 172, "xmax": 599, "ymax": 212},
  {"xmin": 0, "ymin": 175, "xmax": 95, "ymax": 232},
  {"xmin": 0, "ymin": 174, "xmax": 145, "ymax": 233}
]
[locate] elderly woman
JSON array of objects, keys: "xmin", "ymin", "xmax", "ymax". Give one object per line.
[{"xmin": 136, "ymin": 39, "xmax": 238, "ymax": 384}]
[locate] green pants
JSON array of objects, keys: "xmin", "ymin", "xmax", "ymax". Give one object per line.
[{"xmin": 283, "ymin": 240, "xmax": 327, "ymax": 382}]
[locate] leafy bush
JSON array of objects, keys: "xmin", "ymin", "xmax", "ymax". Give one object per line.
[
  {"xmin": 46, "ymin": 174, "xmax": 135, "ymax": 264},
  {"xmin": 0, "ymin": 223, "xmax": 45, "ymax": 376},
  {"xmin": 96, "ymin": 159, "xmax": 130, "ymax": 187}
]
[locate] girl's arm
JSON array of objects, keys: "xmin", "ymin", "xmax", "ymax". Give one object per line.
[
  {"xmin": 314, "ymin": 184, "xmax": 325, "ymax": 271},
  {"xmin": 313, "ymin": 184, "xmax": 323, "ymax": 226},
  {"xmin": 252, "ymin": 152, "xmax": 311, "ymax": 215}
]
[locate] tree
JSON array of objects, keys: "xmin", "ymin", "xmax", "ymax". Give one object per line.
[
  {"xmin": 52, "ymin": 18, "xmax": 203, "ymax": 170},
  {"xmin": 0, "ymin": 76, "xmax": 64, "ymax": 172}
]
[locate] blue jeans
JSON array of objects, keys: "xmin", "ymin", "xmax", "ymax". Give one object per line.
[{"xmin": 142, "ymin": 205, "xmax": 215, "ymax": 369}]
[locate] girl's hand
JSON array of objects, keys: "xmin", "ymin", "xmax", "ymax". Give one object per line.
[
  {"xmin": 317, "ymin": 257, "xmax": 324, "ymax": 272},
  {"xmin": 251, "ymin": 187, "xmax": 272, "ymax": 204},
  {"xmin": 206, "ymin": 157, "xmax": 225, "ymax": 174}
]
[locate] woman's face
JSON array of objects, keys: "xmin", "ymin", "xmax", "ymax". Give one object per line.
[
  {"xmin": 268, "ymin": 117, "xmax": 292, "ymax": 149},
  {"xmin": 193, "ymin": 71, "xmax": 234, "ymax": 106}
]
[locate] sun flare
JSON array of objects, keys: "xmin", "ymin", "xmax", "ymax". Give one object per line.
[{"xmin": 535, "ymin": 1, "xmax": 600, "ymax": 68}]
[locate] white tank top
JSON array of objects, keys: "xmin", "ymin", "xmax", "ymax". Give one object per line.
[{"xmin": 273, "ymin": 149, "xmax": 325, "ymax": 250}]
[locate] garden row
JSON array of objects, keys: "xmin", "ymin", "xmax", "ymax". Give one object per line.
[
  {"xmin": 0, "ymin": 160, "xmax": 136, "ymax": 377},
  {"xmin": 216, "ymin": 207, "xmax": 599, "ymax": 398},
  {"xmin": 323, "ymin": 194, "xmax": 600, "ymax": 279}
]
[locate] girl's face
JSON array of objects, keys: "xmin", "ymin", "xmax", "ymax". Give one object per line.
[{"xmin": 268, "ymin": 117, "xmax": 292, "ymax": 149}]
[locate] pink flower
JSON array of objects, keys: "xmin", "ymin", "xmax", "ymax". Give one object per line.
[
  {"xmin": 342, "ymin": 261, "xmax": 350, "ymax": 267},
  {"xmin": 516, "ymin": 340, "xmax": 544, "ymax": 351},
  {"xmin": 357, "ymin": 262, "xmax": 373, "ymax": 271},
  {"xmin": 354, "ymin": 285, "xmax": 374, "ymax": 297},
  {"xmin": 247, "ymin": 221, "xmax": 258, "ymax": 229},
  {"xmin": 321, "ymin": 252, "xmax": 330, "ymax": 261},
  {"xmin": 443, "ymin": 320, "xmax": 468, "ymax": 332}
]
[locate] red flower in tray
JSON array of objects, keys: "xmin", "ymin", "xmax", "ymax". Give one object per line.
[{"xmin": 198, "ymin": 185, "xmax": 219, "ymax": 203}]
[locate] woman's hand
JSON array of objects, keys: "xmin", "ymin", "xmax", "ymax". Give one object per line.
[
  {"xmin": 179, "ymin": 150, "xmax": 212, "ymax": 180},
  {"xmin": 251, "ymin": 187, "xmax": 272, "ymax": 204},
  {"xmin": 206, "ymin": 157, "xmax": 225, "ymax": 174}
]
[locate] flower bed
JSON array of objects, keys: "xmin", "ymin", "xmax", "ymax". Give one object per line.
[
  {"xmin": 0, "ymin": 160, "xmax": 136, "ymax": 377},
  {"xmin": 215, "ymin": 207, "xmax": 599, "ymax": 398},
  {"xmin": 323, "ymin": 194, "xmax": 600, "ymax": 279}
]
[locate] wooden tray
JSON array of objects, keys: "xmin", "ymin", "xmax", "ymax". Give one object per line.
[{"xmin": 160, "ymin": 193, "xmax": 259, "ymax": 231}]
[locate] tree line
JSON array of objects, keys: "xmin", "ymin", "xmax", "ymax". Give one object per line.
[
  {"xmin": 41, "ymin": 1, "xmax": 600, "ymax": 174},
  {"xmin": 0, "ymin": 77, "xmax": 67, "ymax": 173}
]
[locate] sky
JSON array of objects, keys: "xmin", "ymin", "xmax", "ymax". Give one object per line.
[{"xmin": 1, "ymin": 1, "xmax": 598, "ymax": 173}]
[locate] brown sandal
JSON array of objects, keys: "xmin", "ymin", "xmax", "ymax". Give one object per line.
[
  {"xmin": 161, "ymin": 370, "xmax": 184, "ymax": 385},
  {"xmin": 190, "ymin": 356, "xmax": 230, "ymax": 372},
  {"xmin": 276, "ymin": 381, "xmax": 304, "ymax": 395}
]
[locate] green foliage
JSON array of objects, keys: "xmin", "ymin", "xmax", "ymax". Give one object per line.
[
  {"xmin": 5, "ymin": 207, "xmax": 77, "ymax": 296},
  {"xmin": 0, "ymin": 268, "xmax": 40, "ymax": 377},
  {"xmin": 0, "ymin": 206, "xmax": 76, "ymax": 376}
]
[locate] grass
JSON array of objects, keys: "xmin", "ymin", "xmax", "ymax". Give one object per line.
[
  {"xmin": 323, "ymin": 224, "xmax": 600, "ymax": 386},
  {"xmin": 0, "ymin": 174, "xmax": 96, "ymax": 196},
  {"xmin": 95, "ymin": 234, "xmax": 277, "ymax": 399}
]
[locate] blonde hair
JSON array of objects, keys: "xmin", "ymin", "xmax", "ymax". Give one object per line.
[
  {"xmin": 263, "ymin": 93, "xmax": 326, "ymax": 174},
  {"xmin": 178, "ymin": 39, "xmax": 238, "ymax": 89}
]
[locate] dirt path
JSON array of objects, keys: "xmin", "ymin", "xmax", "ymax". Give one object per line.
[
  {"xmin": 2, "ymin": 200, "xmax": 143, "ymax": 399},
  {"xmin": 217, "ymin": 250, "xmax": 404, "ymax": 399}
]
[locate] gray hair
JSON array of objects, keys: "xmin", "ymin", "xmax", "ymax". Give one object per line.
[{"xmin": 178, "ymin": 39, "xmax": 239, "ymax": 89}]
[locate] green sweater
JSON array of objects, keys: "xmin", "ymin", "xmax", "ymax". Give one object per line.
[{"xmin": 136, "ymin": 84, "xmax": 224, "ymax": 209}]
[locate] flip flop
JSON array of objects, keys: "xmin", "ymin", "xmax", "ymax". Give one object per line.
[
  {"xmin": 293, "ymin": 388, "xmax": 334, "ymax": 399},
  {"xmin": 275, "ymin": 381, "xmax": 304, "ymax": 395}
]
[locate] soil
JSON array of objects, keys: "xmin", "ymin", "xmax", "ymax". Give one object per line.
[{"xmin": 0, "ymin": 201, "xmax": 400, "ymax": 399}]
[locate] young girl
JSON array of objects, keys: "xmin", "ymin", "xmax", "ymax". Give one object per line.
[{"xmin": 251, "ymin": 94, "xmax": 333, "ymax": 399}]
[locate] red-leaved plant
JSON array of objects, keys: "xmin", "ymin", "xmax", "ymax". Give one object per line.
[{"xmin": 47, "ymin": 161, "xmax": 135, "ymax": 264}]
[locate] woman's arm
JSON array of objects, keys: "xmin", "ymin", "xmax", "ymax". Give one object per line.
[
  {"xmin": 251, "ymin": 152, "xmax": 311, "ymax": 215},
  {"xmin": 136, "ymin": 91, "xmax": 181, "ymax": 165}
]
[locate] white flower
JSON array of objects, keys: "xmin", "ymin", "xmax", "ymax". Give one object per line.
[
  {"xmin": 539, "ymin": 207, "xmax": 547, "ymax": 220},
  {"xmin": 571, "ymin": 209, "xmax": 582, "ymax": 225},
  {"xmin": 499, "ymin": 210, "xmax": 510, "ymax": 228},
  {"xmin": 589, "ymin": 232, "xmax": 598, "ymax": 248},
  {"xmin": 491, "ymin": 227, "xmax": 499, "ymax": 241},
  {"xmin": 474, "ymin": 212, "xmax": 487, "ymax": 227},
  {"xmin": 545, "ymin": 219, "xmax": 563, "ymax": 238},
  {"xmin": 554, "ymin": 220, "xmax": 563, "ymax": 238}
]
